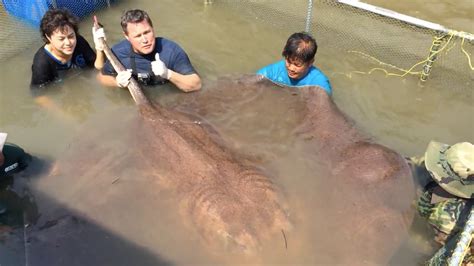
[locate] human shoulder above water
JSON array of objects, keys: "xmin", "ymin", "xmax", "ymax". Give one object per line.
[
  {"xmin": 256, "ymin": 32, "xmax": 332, "ymax": 95},
  {"xmin": 97, "ymin": 9, "xmax": 201, "ymax": 92},
  {"xmin": 30, "ymin": 8, "xmax": 105, "ymax": 88}
]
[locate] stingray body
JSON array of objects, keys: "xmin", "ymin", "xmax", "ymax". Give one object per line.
[
  {"xmin": 97, "ymin": 40, "xmax": 292, "ymax": 253},
  {"xmin": 295, "ymin": 85, "xmax": 416, "ymax": 264},
  {"xmin": 133, "ymin": 99, "xmax": 292, "ymax": 253},
  {"xmin": 183, "ymin": 75, "xmax": 417, "ymax": 265},
  {"xmin": 14, "ymin": 39, "xmax": 293, "ymax": 265},
  {"xmin": 29, "ymin": 95, "xmax": 290, "ymax": 259},
  {"xmin": 26, "ymin": 74, "xmax": 290, "ymax": 262}
]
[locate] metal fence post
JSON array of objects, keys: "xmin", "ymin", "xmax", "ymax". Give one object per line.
[
  {"xmin": 420, "ymin": 33, "xmax": 446, "ymax": 82},
  {"xmin": 305, "ymin": 0, "xmax": 313, "ymax": 33}
]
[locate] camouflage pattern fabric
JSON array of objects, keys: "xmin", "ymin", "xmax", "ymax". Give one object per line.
[
  {"xmin": 417, "ymin": 190, "xmax": 473, "ymax": 265},
  {"xmin": 418, "ymin": 190, "xmax": 467, "ymax": 235}
]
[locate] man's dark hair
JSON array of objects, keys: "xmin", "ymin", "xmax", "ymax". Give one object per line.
[
  {"xmin": 121, "ymin": 9, "xmax": 153, "ymax": 34},
  {"xmin": 282, "ymin": 32, "xmax": 318, "ymax": 63},
  {"xmin": 40, "ymin": 8, "xmax": 79, "ymax": 44}
]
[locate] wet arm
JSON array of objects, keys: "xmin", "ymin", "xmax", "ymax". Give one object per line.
[
  {"xmin": 94, "ymin": 50, "xmax": 105, "ymax": 70},
  {"xmin": 33, "ymin": 95, "xmax": 69, "ymax": 120},
  {"xmin": 168, "ymin": 72, "xmax": 201, "ymax": 92},
  {"xmin": 34, "ymin": 95, "xmax": 56, "ymax": 110},
  {"xmin": 96, "ymin": 72, "xmax": 119, "ymax": 88}
]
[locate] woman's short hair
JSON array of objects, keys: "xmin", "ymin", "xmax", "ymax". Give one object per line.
[{"xmin": 40, "ymin": 8, "xmax": 79, "ymax": 43}]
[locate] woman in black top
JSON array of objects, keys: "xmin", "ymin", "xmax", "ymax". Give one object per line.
[{"xmin": 31, "ymin": 8, "xmax": 105, "ymax": 87}]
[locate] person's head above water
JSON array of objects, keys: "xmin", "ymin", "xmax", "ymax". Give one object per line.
[
  {"xmin": 39, "ymin": 8, "xmax": 79, "ymax": 58},
  {"xmin": 282, "ymin": 32, "xmax": 318, "ymax": 80},
  {"xmin": 120, "ymin": 9, "xmax": 156, "ymax": 55},
  {"xmin": 40, "ymin": 8, "xmax": 79, "ymax": 44},
  {"xmin": 424, "ymin": 141, "xmax": 474, "ymax": 199}
]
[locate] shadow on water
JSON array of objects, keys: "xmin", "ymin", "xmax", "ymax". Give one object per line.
[{"xmin": 0, "ymin": 157, "xmax": 172, "ymax": 266}]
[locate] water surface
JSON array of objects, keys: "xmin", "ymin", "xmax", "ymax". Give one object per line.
[{"xmin": 0, "ymin": 0, "xmax": 472, "ymax": 265}]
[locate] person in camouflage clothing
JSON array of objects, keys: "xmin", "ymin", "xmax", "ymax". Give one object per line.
[{"xmin": 411, "ymin": 141, "xmax": 473, "ymax": 265}]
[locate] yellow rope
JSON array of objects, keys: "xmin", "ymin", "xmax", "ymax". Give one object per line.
[
  {"xmin": 461, "ymin": 37, "xmax": 474, "ymax": 70},
  {"xmin": 336, "ymin": 30, "xmax": 474, "ymax": 79},
  {"xmin": 445, "ymin": 39, "xmax": 457, "ymax": 54}
]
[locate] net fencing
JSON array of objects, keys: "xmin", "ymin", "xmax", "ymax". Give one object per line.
[
  {"xmin": 208, "ymin": 0, "xmax": 474, "ymax": 90},
  {"xmin": 0, "ymin": 0, "xmax": 472, "ymax": 89},
  {"xmin": 0, "ymin": 0, "xmax": 114, "ymax": 61}
]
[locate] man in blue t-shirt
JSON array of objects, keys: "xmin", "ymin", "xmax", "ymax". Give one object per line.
[
  {"xmin": 97, "ymin": 9, "xmax": 201, "ymax": 92},
  {"xmin": 256, "ymin": 32, "xmax": 332, "ymax": 95}
]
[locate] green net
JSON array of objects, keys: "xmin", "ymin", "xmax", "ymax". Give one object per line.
[
  {"xmin": 209, "ymin": 0, "xmax": 474, "ymax": 89},
  {"xmin": 0, "ymin": 0, "xmax": 472, "ymax": 87}
]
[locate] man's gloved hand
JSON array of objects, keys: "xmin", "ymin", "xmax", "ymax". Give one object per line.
[
  {"xmin": 151, "ymin": 53, "xmax": 172, "ymax": 80},
  {"xmin": 92, "ymin": 27, "xmax": 106, "ymax": 51},
  {"xmin": 116, "ymin": 70, "xmax": 132, "ymax": 88}
]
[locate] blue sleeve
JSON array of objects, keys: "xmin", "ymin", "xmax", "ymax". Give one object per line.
[
  {"xmin": 316, "ymin": 71, "xmax": 332, "ymax": 95},
  {"xmin": 256, "ymin": 64, "xmax": 271, "ymax": 77},
  {"xmin": 256, "ymin": 61, "xmax": 284, "ymax": 81},
  {"xmin": 321, "ymin": 78, "xmax": 332, "ymax": 95}
]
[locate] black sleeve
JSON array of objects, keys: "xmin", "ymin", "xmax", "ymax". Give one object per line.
[
  {"xmin": 77, "ymin": 35, "xmax": 96, "ymax": 67},
  {"xmin": 30, "ymin": 48, "xmax": 55, "ymax": 87}
]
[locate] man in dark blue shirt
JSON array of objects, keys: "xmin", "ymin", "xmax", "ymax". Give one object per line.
[{"xmin": 98, "ymin": 9, "xmax": 201, "ymax": 92}]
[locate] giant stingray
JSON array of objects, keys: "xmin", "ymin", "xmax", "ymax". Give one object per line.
[
  {"xmin": 15, "ymin": 36, "xmax": 415, "ymax": 265},
  {"xmin": 175, "ymin": 75, "xmax": 417, "ymax": 264}
]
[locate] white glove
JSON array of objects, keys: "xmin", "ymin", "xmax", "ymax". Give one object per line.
[
  {"xmin": 151, "ymin": 53, "xmax": 172, "ymax": 80},
  {"xmin": 92, "ymin": 27, "xmax": 106, "ymax": 51},
  {"xmin": 116, "ymin": 70, "xmax": 132, "ymax": 88}
]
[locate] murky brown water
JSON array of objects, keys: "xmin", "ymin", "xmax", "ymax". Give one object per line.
[
  {"xmin": 0, "ymin": 0, "xmax": 473, "ymax": 265},
  {"xmin": 365, "ymin": 0, "xmax": 474, "ymax": 32}
]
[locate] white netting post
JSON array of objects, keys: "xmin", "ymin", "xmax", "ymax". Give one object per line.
[
  {"xmin": 448, "ymin": 206, "xmax": 473, "ymax": 266},
  {"xmin": 305, "ymin": 0, "xmax": 313, "ymax": 33}
]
